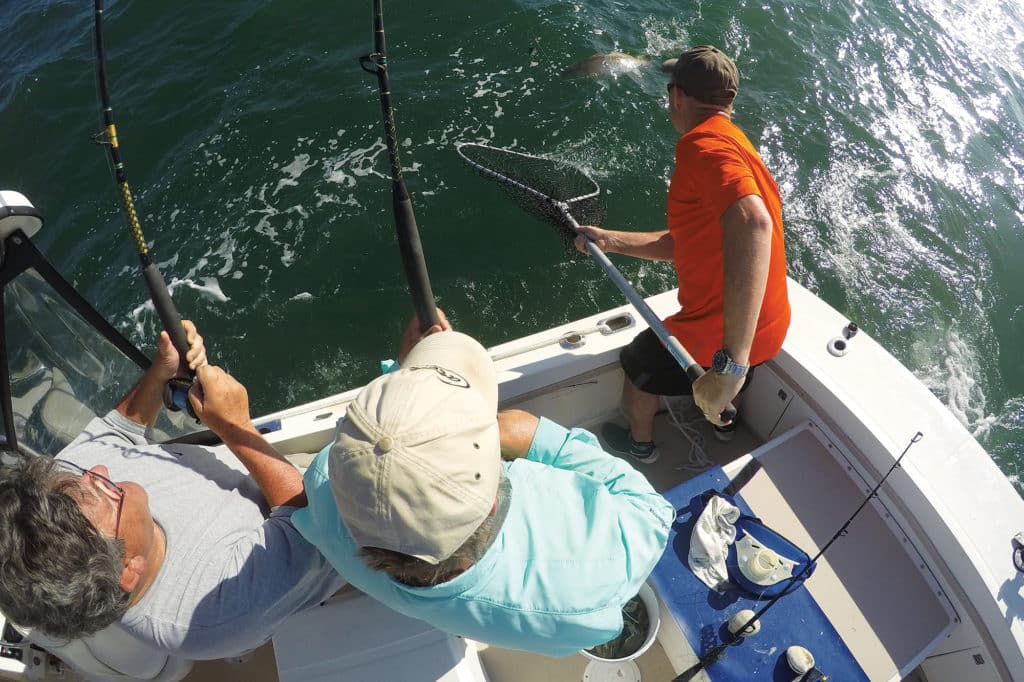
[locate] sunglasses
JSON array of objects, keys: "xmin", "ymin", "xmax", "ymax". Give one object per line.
[{"xmin": 54, "ymin": 459, "xmax": 125, "ymax": 539}]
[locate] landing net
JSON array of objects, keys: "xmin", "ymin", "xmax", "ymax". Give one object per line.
[
  {"xmin": 455, "ymin": 143, "xmax": 605, "ymax": 246},
  {"xmin": 455, "ymin": 142, "xmax": 731, "ymax": 420}
]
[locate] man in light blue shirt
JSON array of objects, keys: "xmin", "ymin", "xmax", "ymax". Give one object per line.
[{"xmin": 293, "ymin": 319, "xmax": 674, "ymax": 657}]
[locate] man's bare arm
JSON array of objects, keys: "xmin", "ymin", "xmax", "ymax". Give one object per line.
[
  {"xmin": 720, "ymin": 194, "xmax": 772, "ymax": 365},
  {"xmin": 189, "ymin": 365, "xmax": 306, "ymax": 508},
  {"xmin": 692, "ymin": 194, "xmax": 772, "ymax": 425},
  {"xmin": 574, "ymin": 226, "xmax": 675, "ymax": 262}
]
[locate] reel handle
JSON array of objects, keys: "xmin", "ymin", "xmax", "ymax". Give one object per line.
[{"xmin": 163, "ymin": 376, "xmax": 197, "ymax": 420}]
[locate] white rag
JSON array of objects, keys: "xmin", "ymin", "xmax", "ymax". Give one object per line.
[{"xmin": 688, "ymin": 495, "xmax": 741, "ymax": 591}]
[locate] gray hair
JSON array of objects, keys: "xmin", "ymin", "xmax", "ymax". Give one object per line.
[
  {"xmin": 359, "ymin": 473, "xmax": 511, "ymax": 587},
  {"xmin": 0, "ymin": 455, "xmax": 130, "ymax": 639}
]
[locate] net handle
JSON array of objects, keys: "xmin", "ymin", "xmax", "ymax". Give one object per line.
[
  {"xmin": 563, "ymin": 211, "xmax": 735, "ymax": 423},
  {"xmin": 458, "ymin": 144, "xmax": 736, "ymax": 423}
]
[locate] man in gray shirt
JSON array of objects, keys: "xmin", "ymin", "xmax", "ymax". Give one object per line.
[{"xmin": 0, "ymin": 322, "xmax": 344, "ymax": 660}]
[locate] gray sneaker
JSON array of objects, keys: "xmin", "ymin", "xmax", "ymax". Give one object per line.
[{"xmin": 601, "ymin": 423, "xmax": 659, "ymax": 464}]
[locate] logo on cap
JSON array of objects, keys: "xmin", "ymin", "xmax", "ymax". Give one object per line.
[{"xmin": 410, "ymin": 365, "xmax": 471, "ymax": 389}]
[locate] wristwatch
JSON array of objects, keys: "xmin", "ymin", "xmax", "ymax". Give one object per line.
[{"xmin": 712, "ymin": 348, "xmax": 749, "ymax": 377}]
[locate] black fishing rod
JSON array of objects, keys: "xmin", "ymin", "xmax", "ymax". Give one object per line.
[
  {"xmin": 672, "ymin": 431, "xmax": 925, "ymax": 681},
  {"xmin": 359, "ymin": 0, "xmax": 439, "ymax": 331},
  {"xmin": 92, "ymin": 0, "xmax": 193, "ymax": 410}
]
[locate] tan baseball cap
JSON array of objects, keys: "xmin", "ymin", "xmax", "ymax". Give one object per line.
[
  {"xmin": 328, "ymin": 331, "xmax": 502, "ymax": 564},
  {"xmin": 661, "ymin": 45, "xmax": 739, "ymax": 106}
]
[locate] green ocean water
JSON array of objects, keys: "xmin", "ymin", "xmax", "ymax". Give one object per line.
[{"xmin": 1, "ymin": 0, "xmax": 1022, "ymax": 488}]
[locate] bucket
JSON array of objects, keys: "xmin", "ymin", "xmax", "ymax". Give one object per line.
[{"xmin": 580, "ymin": 582, "xmax": 661, "ymax": 663}]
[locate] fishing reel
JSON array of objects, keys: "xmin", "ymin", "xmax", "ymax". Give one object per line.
[{"xmin": 163, "ymin": 376, "xmax": 198, "ymax": 420}]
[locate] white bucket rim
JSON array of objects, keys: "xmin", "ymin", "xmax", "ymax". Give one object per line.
[{"xmin": 580, "ymin": 581, "xmax": 661, "ymax": 662}]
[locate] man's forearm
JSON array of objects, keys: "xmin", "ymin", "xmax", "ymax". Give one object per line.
[
  {"xmin": 118, "ymin": 321, "xmax": 206, "ymax": 427},
  {"xmin": 606, "ymin": 230, "xmax": 675, "ymax": 261},
  {"xmin": 720, "ymin": 195, "xmax": 773, "ymax": 364},
  {"xmin": 217, "ymin": 423, "xmax": 307, "ymax": 508},
  {"xmin": 116, "ymin": 368, "xmax": 171, "ymax": 427}
]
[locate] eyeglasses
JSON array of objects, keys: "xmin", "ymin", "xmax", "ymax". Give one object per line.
[
  {"xmin": 666, "ymin": 82, "xmax": 689, "ymax": 98},
  {"xmin": 54, "ymin": 459, "xmax": 125, "ymax": 539}
]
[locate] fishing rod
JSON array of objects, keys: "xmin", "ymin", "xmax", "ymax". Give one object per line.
[
  {"xmin": 672, "ymin": 430, "xmax": 925, "ymax": 681},
  {"xmin": 359, "ymin": 0, "xmax": 439, "ymax": 332},
  {"xmin": 92, "ymin": 0, "xmax": 193, "ymax": 412}
]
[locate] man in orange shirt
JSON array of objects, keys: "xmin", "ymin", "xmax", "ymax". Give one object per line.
[{"xmin": 576, "ymin": 45, "xmax": 790, "ymax": 463}]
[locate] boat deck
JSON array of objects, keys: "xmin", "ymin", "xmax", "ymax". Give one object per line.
[
  {"xmin": 647, "ymin": 417, "xmax": 953, "ymax": 682},
  {"xmin": 736, "ymin": 423, "xmax": 951, "ymax": 680}
]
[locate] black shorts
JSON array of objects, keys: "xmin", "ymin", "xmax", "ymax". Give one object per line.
[{"xmin": 619, "ymin": 328, "xmax": 755, "ymax": 396}]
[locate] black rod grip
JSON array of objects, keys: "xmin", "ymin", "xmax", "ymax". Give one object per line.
[
  {"xmin": 393, "ymin": 190, "xmax": 439, "ymax": 330},
  {"xmin": 141, "ymin": 263, "xmax": 189, "ymax": 367}
]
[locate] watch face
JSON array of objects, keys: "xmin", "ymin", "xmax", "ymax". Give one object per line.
[{"xmin": 713, "ymin": 349, "xmax": 728, "ymax": 372}]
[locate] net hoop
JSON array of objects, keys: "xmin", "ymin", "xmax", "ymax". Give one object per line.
[{"xmin": 455, "ymin": 142, "xmax": 601, "ymax": 209}]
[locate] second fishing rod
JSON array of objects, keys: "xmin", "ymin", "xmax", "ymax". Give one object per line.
[{"xmin": 360, "ymin": 0, "xmax": 439, "ymax": 332}]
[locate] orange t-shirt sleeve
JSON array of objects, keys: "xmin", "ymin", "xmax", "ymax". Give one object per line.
[{"xmin": 677, "ymin": 131, "xmax": 761, "ymax": 222}]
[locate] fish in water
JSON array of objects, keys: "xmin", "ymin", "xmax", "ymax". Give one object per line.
[{"xmin": 559, "ymin": 52, "xmax": 649, "ymax": 79}]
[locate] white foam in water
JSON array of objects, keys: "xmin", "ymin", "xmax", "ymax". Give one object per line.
[
  {"xmin": 169, "ymin": 277, "xmax": 229, "ymax": 303},
  {"xmin": 232, "ymin": 180, "xmax": 311, "ymax": 268},
  {"xmin": 274, "ymin": 153, "xmax": 316, "ymax": 196},
  {"xmin": 640, "ymin": 16, "xmax": 690, "ymax": 57},
  {"xmin": 125, "ymin": 277, "xmax": 227, "ymax": 342},
  {"xmin": 914, "ymin": 324, "xmax": 993, "ymax": 435},
  {"xmin": 472, "ymin": 71, "xmax": 504, "ymax": 99},
  {"xmin": 324, "ymin": 138, "xmax": 389, "ymax": 187}
]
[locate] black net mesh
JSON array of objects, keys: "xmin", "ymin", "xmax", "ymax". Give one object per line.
[{"xmin": 456, "ymin": 143, "xmax": 606, "ymax": 248}]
